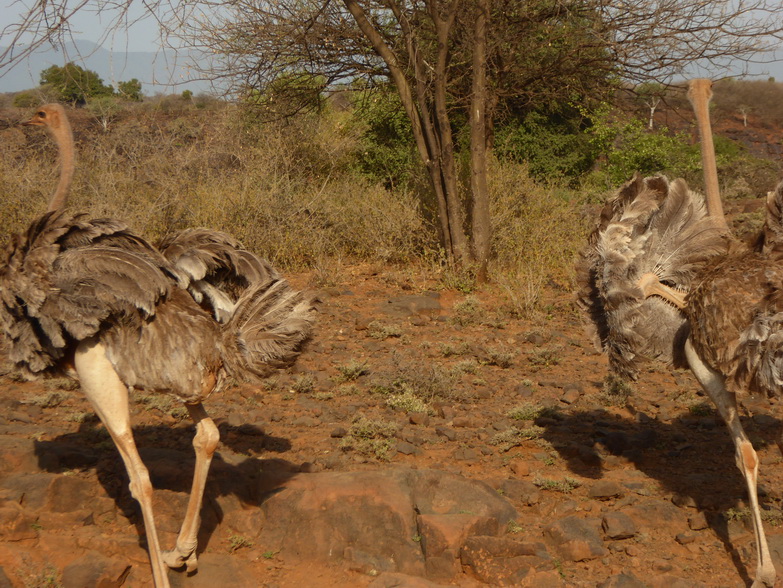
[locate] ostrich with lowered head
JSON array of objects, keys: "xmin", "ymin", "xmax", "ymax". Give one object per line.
[
  {"xmin": 578, "ymin": 79, "xmax": 782, "ymax": 587},
  {"xmin": 4, "ymin": 103, "xmax": 317, "ymax": 587}
]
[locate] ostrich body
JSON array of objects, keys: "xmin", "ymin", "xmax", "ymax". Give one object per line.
[
  {"xmin": 579, "ymin": 80, "xmax": 780, "ymax": 586},
  {"xmin": 636, "ymin": 189, "xmax": 783, "ymax": 588},
  {"xmin": 6, "ymin": 104, "xmax": 317, "ymax": 587}
]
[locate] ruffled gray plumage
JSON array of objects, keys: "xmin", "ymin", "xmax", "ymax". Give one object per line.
[{"xmin": 576, "ymin": 174, "xmax": 727, "ymax": 379}]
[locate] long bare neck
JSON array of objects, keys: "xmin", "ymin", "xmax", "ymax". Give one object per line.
[
  {"xmin": 46, "ymin": 113, "xmax": 75, "ymax": 212},
  {"xmin": 687, "ymin": 78, "xmax": 727, "ymax": 231}
]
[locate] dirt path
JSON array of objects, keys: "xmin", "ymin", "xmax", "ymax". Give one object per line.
[{"xmin": 1, "ymin": 262, "xmax": 781, "ymax": 587}]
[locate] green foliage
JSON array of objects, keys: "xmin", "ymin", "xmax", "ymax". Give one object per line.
[
  {"xmin": 13, "ymin": 91, "xmax": 40, "ymax": 108},
  {"xmin": 350, "ymin": 86, "xmax": 419, "ymax": 189},
  {"xmin": 181, "ymin": 89, "xmax": 193, "ymax": 101},
  {"xmin": 87, "ymin": 96, "xmax": 123, "ymax": 130},
  {"xmin": 494, "ymin": 105, "xmax": 597, "ymax": 183},
  {"xmin": 117, "ymin": 79, "xmax": 143, "ymax": 101},
  {"xmin": 40, "ymin": 62, "xmax": 114, "ymax": 105},
  {"xmin": 586, "ymin": 111, "xmax": 700, "ymax": 189},
  {"xmin": 598, "ymin": 374, "xmax": 634, "ymax": 407},
  {"xmin": 245, "ymin": 72, "xmax": 327, "ymax": 117}
]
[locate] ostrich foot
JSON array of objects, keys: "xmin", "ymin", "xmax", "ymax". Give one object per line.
[{"xmin": 162, "ymin": 548, "xmax": 198, "ymax": 573}]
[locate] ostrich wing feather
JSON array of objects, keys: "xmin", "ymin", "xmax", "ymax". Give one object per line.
[
  {"xmin": 576, "ymin": 175, "xmax": 726, "ymax": 379},
  {"xmin": 222, "ymin": 276, "xmax": 317, "ymax": 380},
  {"xmin": 0, "ymin": 210, "xmax": 174, "ymax": 376},
  {"xmin": 757, "ymin": 179, "xmax": 783, "ymax": 255},
  {"xmin": 158, "ymin": 228, "xmax": 279, "ymax": 321}
]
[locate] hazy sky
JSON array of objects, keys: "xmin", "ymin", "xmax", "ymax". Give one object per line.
[
  {"xmin": 2, "ymin": 2, "xmax": 783, "ymax": 92},
  {"xmin": 2, "ymin": 2, "xmax": 161, "ymax": 51}
]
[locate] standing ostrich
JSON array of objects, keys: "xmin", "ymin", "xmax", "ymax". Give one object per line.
[
  {"xmin": 578, "ymin": 79, "xmax": 781, "ymax": 587},
  {"xmin": 6, "ymin": 104, "xmax": 317, "ymax": 587}
]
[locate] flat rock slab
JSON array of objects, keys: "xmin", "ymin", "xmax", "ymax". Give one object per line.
[
  {"xmin": 258, "ymin": 468, "xmax": 517, "ymax": 577},
  {"xmin": 544, "ymin": 516, "xmax": 606, "ymax": 562}
]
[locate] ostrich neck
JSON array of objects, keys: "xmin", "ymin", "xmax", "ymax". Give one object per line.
[
  {"xmin": 687, "ymin": 79, "xmax": 727, "ymax": 231},
  {"xmin": 46, "ymin": 122, "xmax": 75, "ymax": 212}
]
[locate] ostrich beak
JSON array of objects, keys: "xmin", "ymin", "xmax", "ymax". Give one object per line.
[{"xmin": 637, "ymin": 272, "xmax": 687, "ymax": 310}]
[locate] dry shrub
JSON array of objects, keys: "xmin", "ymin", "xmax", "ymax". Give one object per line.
[
  {"xmin": 489, "ymin": 159, "xmax": 587, "ymax": 316},
  {"xmin": 0, "ymin": 104, "xmax": 433, "ymax": 270}
]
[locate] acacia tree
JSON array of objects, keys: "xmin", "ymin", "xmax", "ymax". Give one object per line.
[
  {"xmin": 40, "ymin": 62, "xmax": 114, "ymax": 105},
  {"xmin": 164, "ymin": 0, "xmax": 617, "ymax": 272},
  {"xmin": 3, "ymin": 0, "xmax": 782, "ymax": 271}
]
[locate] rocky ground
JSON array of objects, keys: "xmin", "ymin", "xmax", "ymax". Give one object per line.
[{"xmin": 2, "ymin": 237, "xmax": 783, "ymax": 587}]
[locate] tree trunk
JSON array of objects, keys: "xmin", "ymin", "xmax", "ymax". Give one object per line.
[
  {"xmin": 342, "ymin": 0, "xmax": 470, "ymax": 265},
  {"xmin": 469, "ymin": 0, "xmax": 491, "ymax": 281}
]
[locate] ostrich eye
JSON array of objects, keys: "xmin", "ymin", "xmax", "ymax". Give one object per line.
[{"xmin": 36, "ymin": 111, "xmax": 46, "ymax": 118}]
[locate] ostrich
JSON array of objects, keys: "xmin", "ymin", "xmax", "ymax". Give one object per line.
[
  {"xmin": 7, "ymin": 104, "xmax": 317, "ymax": 587},
  {"xmin": 578, "ymin": 79, "xmax": 780, "ymax": 587}
]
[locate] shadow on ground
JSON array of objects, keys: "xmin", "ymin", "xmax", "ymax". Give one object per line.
[
  {"xmin": 33, "ymin": 420, "xmax": 297, "ymax": 566},
  {"xmin": 538, "ymin": 407, "xmax": 782, "ymax": 586}
]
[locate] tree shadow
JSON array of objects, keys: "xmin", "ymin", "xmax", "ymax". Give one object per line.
[
  {"xmin": 535, "ymin": 405, "xmax": 782, "ymax": 586},
  {"xmin": 33, "ymin": 418, "xmax": 297, "ymax": 572}
]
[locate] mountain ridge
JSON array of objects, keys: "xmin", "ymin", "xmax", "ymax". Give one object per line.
[{"xmin": 0, "ymin": 39, "xmax": 210, "ymax": 94}]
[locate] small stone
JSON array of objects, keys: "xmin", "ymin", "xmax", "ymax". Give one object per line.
[
  {"xmin": 299, "ymin": 462, "xmax": 322, "ymax": 473},
  {"xmin": 675, "ymin": 532, "xmax": 696, "ymax": 545},
  {"xmin": 452, "ymin": 416, "xmax": 472, "ymax": 428},
  {"xmin": 409, "ymin": 412, "xmax": 429, "ymax": 426},
  {"xmin": 396, "ymin": 441, "xmax": 419, "ymax": 456},
  {"xmin": 438, "ymin": 406, "xmax": 456, "ymax": 420},
  {"xmin": 544, "ymin": 516, "xmax": 606, "ymax": 562},
  {"xmin": 597, "ymin": 573, "xmax": 647, "ymax": 588},
  {"xmin": 602, "ymin": 512, "xmax": 637, "ymax": 540},
  {"xmin": 330, "ymin": 426, "xmax": 347, "ymax": 438},
  {"xmin": 561, "ymin": 388, "xmax": 581, "ymax": 405},
  {"xmin": 435, "ymin": 426, "xmax": 458, "ymax": 441},
  {"xmin": 499, "ymin": 479, "xmax": 540, "ymax": 506},
  {"xmin": 688, "ymin": 512, "xmax": 709, "ymax": 531},
  {"xmin": 588, "ymin": 480, "xmax": 624, "ymax": 500}
]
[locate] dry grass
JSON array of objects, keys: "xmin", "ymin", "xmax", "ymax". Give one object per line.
[
  {"xmin": 1, "ymin": 104, "xmax": 432, "ymax": 271},
  {"xmin": 2, "ymin": 103, "xmax": 586, "ymax": 315},
  {"xmin": 488, "ymin": 159, "xmax": 588, "ymax": 316}
]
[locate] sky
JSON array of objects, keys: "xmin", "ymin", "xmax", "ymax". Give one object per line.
[
  {"xmin": 0, "ymin": 1, "xmax": 214, "ymax": 93},
  {"xmin": 2, "ymin": 2, "xmax": 783, "ymax": 95}
]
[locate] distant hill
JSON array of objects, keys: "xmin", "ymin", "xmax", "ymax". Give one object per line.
[{"xmin": 0, "ymin": 39, "xmax": 212, "ymax": 95}]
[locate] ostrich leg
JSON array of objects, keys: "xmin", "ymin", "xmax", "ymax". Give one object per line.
[
  {"xmin": 684, "ymin": 339, "xmax": 776, "ymax": 588},
  {"xmin": 74, "ymin": 339, "xmax": 171, "ymax": 588},
  {"xmin": 162, "ymin": 403, "xmax": 219, "ymax": 572}
]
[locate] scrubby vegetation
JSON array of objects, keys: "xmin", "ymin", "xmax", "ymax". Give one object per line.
[{"xmin": 1, "ymin": 77, "xmax": 781, "ymax": 314}]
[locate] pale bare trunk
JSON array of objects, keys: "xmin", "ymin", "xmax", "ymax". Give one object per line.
[{"xmin": 469, "ymin": 0, "xmax": 491, "ymax": 281}]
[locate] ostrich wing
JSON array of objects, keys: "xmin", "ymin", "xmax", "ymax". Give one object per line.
[
  {"xmin": 0, "ymin": 210, "xmax": 175, "ymax": 376},
  {"xmin": 222, "ymin": 276, "xmax": 317, "ymax": 380},
  {"xmin": 576, "ymin": 175, "xmax": 726, "ymax": 379},
  {"xmin": 757, "ymin": 179, "xmax": 783, "ymax": 255},
  {"xmin": 158, "ymin": 228, "xmax": 279, "ymax": 322},
  {"xmin": 687, "ymin": 252, "xmax": 783, "ymax": 396}
]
